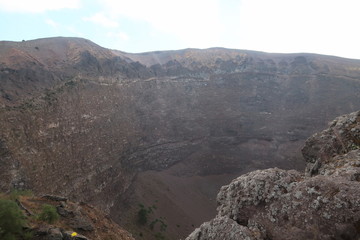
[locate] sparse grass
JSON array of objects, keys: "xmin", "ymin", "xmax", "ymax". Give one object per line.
[
  {"xmin": 37, "ymin": 204, "xmax": 59, "ymax": 224},
  {"xmin": 135, "ymin": 203, "xmax": 169, "ymax": 239},
  {"xmin": 0, "ymin": 199, "xmax": 26, "ymax": 240},
  {"xmin": 22, "ymin": 230, "xmax": 34, "ymax": 240},
  {"xmin": 9, "ymin": 189, "xmax": 33, "ymax": 201},
  {"xmin": 154, "ymin": 232, "xmax": 166, "ymax": 240}
]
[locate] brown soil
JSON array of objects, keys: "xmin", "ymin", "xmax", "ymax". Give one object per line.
[{"xmin": 112, "ymin": 163, "xmax": 241, "ymax": 239}]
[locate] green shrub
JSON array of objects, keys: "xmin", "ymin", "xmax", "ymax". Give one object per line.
[
  {"xmin": 38, "ymin": 204, "xmax": 59, "ymax": 224},
  {"xmin": 22, "ymin": 230, "xmax": 33, "ymax": 240},
  {"xmin": 137, "ymin": 205, "xmax": 148, "ymax": 225},
  {"xmin": 154, "ymin": 232, "xmax": 166, "ymax": 240},
  {"xmin": 0, "ymin": 199, "xmax": 26, "ymax": 240}
]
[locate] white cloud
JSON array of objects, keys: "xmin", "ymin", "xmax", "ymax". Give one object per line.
[
  {"xmin": 0, "ymin": 0, "xmax": 81, "ymax": 13},
  {"xmin": 45, "ymin": 19, "xmax": 59, "ymax": 28},
  {"xmin": 83, "ymin": 12, "xmax": 119, "ymax": 28},
  {"xmin": 107, "ymin": 31, "xmax": 129, "ymax": 41},
  {"xmin": 98, "ymin": 0, "xmax": 222, "ymax": 48},
  {"xmin": 66, "ymin": 26, "xmax": 84, "ymax": 37},
  {"xmin": 234, "ymin": 0, "xmax": 360, "ymax": 58},
  {"xmin": 45, "ymin": 18, "xmax": 84, "ymax": 37},
  {"xmin": 96, "ymin": 0, "xmax": 360, "ymax": 58}
]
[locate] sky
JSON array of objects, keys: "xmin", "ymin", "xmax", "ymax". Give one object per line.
[{"xmin": 0, "ymin": 0, "xmax": 360, "ymax": 59}]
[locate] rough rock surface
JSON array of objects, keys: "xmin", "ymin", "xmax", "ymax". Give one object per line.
[
  {"xmin": 14, "ymin": 194, "xmax": 135, "ymax": 240},
  {"xmin": 188, "ymin": 216, "xmax": 260, "ymax": 240},
  {"xmin": 187, "ymin": 111, "xmax": 360, "ymax": 240},
  {"xmin": 302, "ymin": 110, "xmax": 360, "ymax": 177}
]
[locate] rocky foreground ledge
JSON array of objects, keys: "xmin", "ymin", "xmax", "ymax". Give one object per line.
[
  {"xmin": 0, "ymin": 193, "xmax": 134, "ymax": 240},
  {"xmin": 187, "ymin": 111, "xmax": 360, "ymax": 240}
]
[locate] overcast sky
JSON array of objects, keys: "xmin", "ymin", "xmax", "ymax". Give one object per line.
[{"xmin": 1, "ymin": 0, "xmax": 359, "ymax": 59}]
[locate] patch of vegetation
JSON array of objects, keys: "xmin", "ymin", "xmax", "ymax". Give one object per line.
[
  {"xmin": 64, "ymin": 80, "xmax": 77, "ymax": 88},
  {"xmin": 43, "ymin": 89, "xmax": 58, "ymax": 105},
  {"xmin": 42, "ymin": 79, "xmax": 78, "ymax": 105},
  {"xmin": 0, "ymin": 199, "xmax": 26, "ymax": 240},
  {"xmin": 137, "ymin": 204, "xmax": 155, "ymax": 225},
  {"xmin": 38, "ymin": 204, "xmax": 59, "ymax": 224},
  {"xmin": 349, "ymin": 143, "xmax": 359, "ymax": 150},
  {"xmin": 136, "ymin": 203, "xmax": 169, "ymax": 239},
  {"xmin": 22, "ymin": 230, "xmax": 33, "ymax": 240},
  {"xmin": 19, "ymin": 101, "xmax": 36, "ymax": 110},
  {"xmin": 154, "ymin": 232, "xmax": 166, "ymax": 240},
  {"xmin": 4, "ymin": 98, "xmax": 38, "ymax": 112},
  {"xmin": 10, "ymin": 189, "xmax": 33, "ymax": 201},
  {"xmin": 149, "ymin": 218, "xmax": 167, "ymax": 232},
  {"xmin": 137, "ymin": 205, "xmax": 148, "ymax": 225}
]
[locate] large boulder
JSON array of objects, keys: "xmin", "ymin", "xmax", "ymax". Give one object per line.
[
  {"xmin": 302, "ymin": 111, "xmax": 360, "ymax": 176},
  {"xmin": 187, "ymin": 111, "xmax": 360, "ymax": 240}
]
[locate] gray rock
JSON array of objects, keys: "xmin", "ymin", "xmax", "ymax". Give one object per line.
[
  {"xmin": 187, "ymin": 110, "xmax": 360, "ymax": 240},
  {"xmin": 55, "ymin": 201, "xmax": 94, "ymax": 231},
  {"xmin": 186, "ymin": 216, "xmax": 262, "ymax": 240},
  {"xmin": 57, "ymin": 205, "xmax": 74, "ymax": 217},
  {"xmin": 41, "ymin": 195, "xmax": 68, "ymax": 202},
  {"xmin": 47, "ymin": 228, "xmax": 63, "ymax": 240},
  {"xmin": 69, "ymin": 214, "xmax": 94, "ymax": 231},
  {"xmin": 217, "ymin": 168, "xmax": 301, "ymax": 224},
  {"xmin": 302, "ymin": 110, "xmax": 360, "ymax": 176},
  {"xmin": 62, "ymin": 231, "xmax": 88, "ymax": 240}
]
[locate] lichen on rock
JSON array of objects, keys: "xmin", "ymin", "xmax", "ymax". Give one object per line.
[{"xmin": 302, "ymin": 110, "xmax": 360, "ymax": 177}]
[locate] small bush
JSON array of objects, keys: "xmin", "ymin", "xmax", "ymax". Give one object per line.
[
  {"xmin": 149, "ymin": 218, "xmax": 167, "ymax": 232},
  {"xmin": 38, "ymin": 204, "xmax": 59, "ymax": 224},
  {"xmin": 137, "ymin": 206, "xmax": 148, "ymax": 225},
  {"xmin": 154, "ymin": 232, "xmax": 166, "ymax": 240},
  {"xmin": 0, "ymin": 199, "xmax": 26, "ymax": 240},
  {"xmin": 22, "ymin": 230, "xmax": 33, "ymax": 240}
]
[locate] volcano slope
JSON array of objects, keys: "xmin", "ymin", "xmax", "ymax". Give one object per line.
[{"xmin": 1, "ymin": 37, "xmax": 360, "ymax": 239}]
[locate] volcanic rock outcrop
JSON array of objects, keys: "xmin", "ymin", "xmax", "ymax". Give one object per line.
[
  {"xmin": 186, "ymin": 111, "xmax": 360, "ymax": 240},
  {"xmin": 1, "ymin": 37, "xmax": 360, "ymax": 239},
  {"xmin": 0, "ymin": 193, "xmax": 134, "ymax": 240}
]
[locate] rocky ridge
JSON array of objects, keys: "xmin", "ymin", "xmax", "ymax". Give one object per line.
[{"xmin": 187, "ymin": 110, "xmax": 360, "ymax": 240}]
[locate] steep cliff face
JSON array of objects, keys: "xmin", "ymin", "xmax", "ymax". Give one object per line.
[
  {"xmin": 187, "ymin": 111, "xmax": 360, "ymax": 240},
  {"xmin": 1, "ymin": 37, "xmax": 360, "ymax": 239}
]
